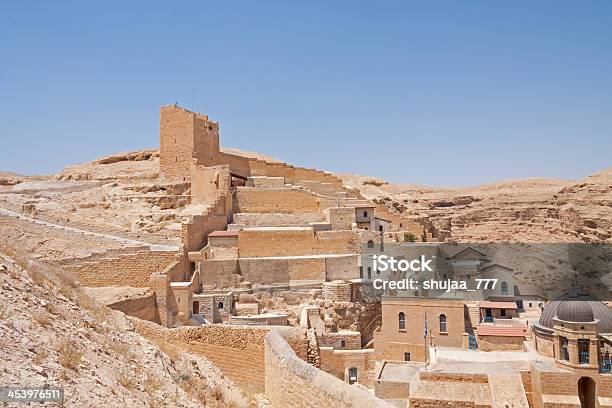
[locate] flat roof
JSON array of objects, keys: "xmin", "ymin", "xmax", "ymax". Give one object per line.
[
  {"xmin": 476, "ymin": 325, "xmax": 527, "ymax": 337},
  {"xmin": 353, "ymin": 203, "xmax": 376, "ymax": 208},
  {"xmin": 207, "ymin": 230, "xmax": 239, "ymax": 237},
  {"xmin": 479, "ymin": 301, "xmax": 517, "ymax": 309}
]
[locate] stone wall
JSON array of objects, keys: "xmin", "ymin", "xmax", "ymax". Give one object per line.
[
  {"xmin": 201, "ymin": 254, "xmax": 359, "ymax": 288},
  {"xmin": 325, "ymin": 207, "xmax": 356, "ymax": 230},
  {"xmin": 191, "ymin": 164, "xmax": 231, "ymax": 205},
  {"xmin": 229, "ymin": 314, "xmax": 288, "ymax": 326},
  {"xmin": 322, "ymin": 281, "xmax": 353, "ymax": 302},
  {"xmin": 231, "ymin": 212, "xmax": 325, "ymax": 228},
  {"xmin": 246, "ymin": 176, "xmax": 285, "ymax": 188},
  {"xmin": 477, "ymin": 334, "xmax": 525, "ymax": 351},
  {"xmin": 63, "ymin": 249, "xmax": 180, "ymax": 288},
  {"xmin": 238, "ymin": 229, "xmax": 360, "ymax": 258},
  {"xmin": 181, "ymin": 192, "xmax": 231, "ymax": 252},
  {"xmin": 133, "ymin": 321, "xmax": 307, "ymax": 396},
  {"xmin": 160, "ymin": 105, "xmax": 219, "ymax": 180},
  {"xmin": 264, "ymin": 330, "xmax": 394, "ymax": 408},
  {"xmin": 319, "ymin": 347, "xmax": 376, "ymax": 387},
  {"xmin": 375, "ymin": 298, "xmax": 466, "ymax": 362},
  {"xmin": 108, "ymin": 292, "xmax": 160, "ymax": 323},
  {"xmin": 234, "ymin": 187, "xmax": 333, "ymax": 214},
  {"xmin": 319, "ymin": 331, "xmax": 362, "ymax": 350}
]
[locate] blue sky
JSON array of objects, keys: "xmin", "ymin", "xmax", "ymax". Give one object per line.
[{"xmin": 1, "ymin": 1, "xmax": 610, "ymax": 186}]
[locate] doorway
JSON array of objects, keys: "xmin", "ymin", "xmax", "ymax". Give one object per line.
[
  {"xmin": 577, "ymin": 377, "xmax": 596, "ymax": 408},
  {"xmin": 192, "ymin": 300, "xmax": 200, "ymax": 315}
]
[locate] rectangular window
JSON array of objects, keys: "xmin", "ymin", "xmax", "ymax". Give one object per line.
[{"xmin": 404, "ymin": 352, "xmax": 411, "ymax": 361}]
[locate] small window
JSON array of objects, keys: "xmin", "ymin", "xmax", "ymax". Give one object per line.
[
  {"xmin": 439, "ymin": 314, "xmax": 447, "ymax": 333},
  {"xmin": 404, "ymin": 352, "xmax": 411, "ymax": 361},
  {"xmin": 359, "ymin": 266, "xmax": 363, "ymax": 279},
  {"xmin": 500, "ymin": 309, "xmax": 506, "ymax": 317},
  {"xmin": 367, "ymin": 267, "xmax": 372, "ymax": 279},
  {"xmin": 348, "ymin": 367, "xmax": 358, "ymax": 384},
  {"xmin": 399, "ymin": 312, "xmax": 406, "ymax": 330},
  {"xmin": 399, "ymin": 223, "xmax": 403, "ymax": 228},
  {"xmin": 529, "ymin": 302, "xmax": 533, "ymax": 308},
  {"xmin": 341, "ymin": 340, "xmax": 346, "ymax": 348},
  {"xmin": 217, "ymin": 302, "xmax": 224, "ymax": 310},
  {"xmin": 379, "ymin": 225, "xmax": 383, "ymax": 232},
  {"xmin": 501, "ymin": 281, "xmax": 508, "ymax": 295},
  {"xmin": 365, "ymin": 227, "xmax": 368, "ymax": 230},
  {"xmin": 367, "ymin": 240, "xmax": 374, "ymax": 248},
  {"xmin": 364, "ymin": 211, "xmax": 368, "ymax": 217}
]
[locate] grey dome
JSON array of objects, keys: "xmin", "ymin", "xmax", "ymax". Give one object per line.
[
  {"xmin": 556, "ymin": 300, "xmax": 594, "ymax": 323},
  {"xmin": 538, "ymin": 291, "xmax": 612, "ymax": 333}
]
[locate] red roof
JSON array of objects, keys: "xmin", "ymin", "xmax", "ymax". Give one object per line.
[
  {"xmin": 207, "ymin": 230, "xmax": 239, "ymax": 237},
  {"xmin": 476, "ymin": 325, "xmax": 527, "ymax": 337},
  {"xmin": 479, "ymin": 301, "xmax": 517, "ymax": 310},
  {"xmin": 353, "ymin": 203, "xmax": 375, "ymax": 208}
]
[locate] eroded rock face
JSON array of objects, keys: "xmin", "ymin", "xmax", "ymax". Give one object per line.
[{"xmin": 341, "ymin": 168, "xmax": 612, "ymax": 243}]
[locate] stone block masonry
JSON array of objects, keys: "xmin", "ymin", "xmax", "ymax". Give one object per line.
[
  {"xmin": 133, "ymin": 321, "xmax": 307, "ymax": 396},
  {"xmin": 160, "ymin": 104, "xmax": 219, "ymax": 180},
  {"xmin": 264, "ymin": 330, "xmax": 394, "ymax": 408},
  {"xmin": 62, "ymin": 249, "xmax": 181, "ymax": 288}
]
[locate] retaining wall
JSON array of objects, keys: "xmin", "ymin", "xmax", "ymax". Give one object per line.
[{"xmin": 264, "ymin": 330, "xmax": 394, "ymax": 408}]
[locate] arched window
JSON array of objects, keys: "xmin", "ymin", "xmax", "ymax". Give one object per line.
[
  {"xmin": 501, "ymin": 281, "xmax": 508, "ymax": 295},
  {"xmin": 217, "ymin": 302, "xmax": 224, "ymax": 310},
  {"xmin": 439, "ymin": 314, "xmax": 447, "ymax": 333},
  {"xmin": 367, "ymin": 240, "xmax": 374, "ymax": 248},
  {"xmin": 398, "ymin": 312, "xmax": 406, "ymax": 330},
  {"xmin": 363, "ymin": 211, "xmax": 368, "ymax": 217}
]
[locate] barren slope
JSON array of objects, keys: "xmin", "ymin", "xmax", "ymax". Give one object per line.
[
  {"xmin": 0, "ymin": 250, "xmax": 247, "ymax": 407},
  {"xmin": 341, "ymin": 169, "xmax": 612, "ymax": 243}
]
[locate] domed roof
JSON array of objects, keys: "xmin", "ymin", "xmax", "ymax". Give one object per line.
[{"xmin": 538, "ymin": 291, "xmax": 612, "ymax": 333}]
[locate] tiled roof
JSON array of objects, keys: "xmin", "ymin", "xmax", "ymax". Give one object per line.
[
  {"xmin": 479, "ymin": 301, "xmax": 517, "ymax": 309},
  {"xmin": 207, "ymin": 230, "xmax": 239, "ymax": 237},
  {"xmin": 476, "ymin": 325, "xmax": 527, "ymax": 337}
]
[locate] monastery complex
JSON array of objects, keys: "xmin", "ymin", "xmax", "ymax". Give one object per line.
[{"xmin": 3, "ymin": 105, "xmax": 610, "ymax": 408}]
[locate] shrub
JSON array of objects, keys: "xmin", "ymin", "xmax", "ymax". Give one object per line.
[
  {"xmin": 57, "ymin": 341, "xmax": 84, "ymax": 369},
  {"xmin": 404, "ymin": 232, "xmax": 417, "ymax": 242},
  {"xmin": 116, "ymin": 369, "xmax": 138, "ymax": 390},
  {"xmin": 33, "ymin": 349, "xmax": 49, "ymax": 365},
  {"xmin": 363, "ymin": 179, "xmax": 388, "ymax": 187}
]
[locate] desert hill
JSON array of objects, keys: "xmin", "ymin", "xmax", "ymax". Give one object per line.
[
  {"xmin": 0, "ymin": 247, "xmax": 249, "ymax": 407},
  {"xmin": 341, "ymin": 168, "xmax": 611, "ymax": 243}
]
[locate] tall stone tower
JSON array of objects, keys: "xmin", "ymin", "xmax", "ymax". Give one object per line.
[{"xmin": 159, "ymin": 104, "xmax": 220, "ymax": 180}]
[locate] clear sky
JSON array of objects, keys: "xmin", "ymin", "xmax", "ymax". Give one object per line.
[{"xmin": 1, "ymin": 1, "xmax": 611, "ymax": 186}]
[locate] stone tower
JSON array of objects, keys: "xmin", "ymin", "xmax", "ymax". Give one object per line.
[{"xmin": 159, "ymin": 104, "xmax": 220, "ymax": 180}]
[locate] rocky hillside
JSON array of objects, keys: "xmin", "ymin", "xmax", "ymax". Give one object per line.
[
  {"xmin": 341, "ymin": 168, "xmax": 612, "ymax": 243},
  {"xmin": 0, "ymin": 248, "xmax": 248, "ymax": 408}
]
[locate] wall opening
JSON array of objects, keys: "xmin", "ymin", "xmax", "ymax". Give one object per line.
[
  {"xmin": 577, "ymin": 377, "xmax": 596, "ymax": 408},
  {"xmin": 348, "ymin": 367, "xmax": 358, "ymax": 385},
  {"xmin": 192, "ymin": 300, "xmax": 200, "ymax": 314},
  {"xmin": 399, "ymin": 312, "xmax": 406, "ymax": 330}
]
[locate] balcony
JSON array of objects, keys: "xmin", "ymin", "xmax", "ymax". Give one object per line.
[
  {"xmin": 601, "ymin": 358, "xmax": 611, "ymax": 373},
  {"xmin": 579, "ymin": 351, "xmax": 590, "ymax": 365}
]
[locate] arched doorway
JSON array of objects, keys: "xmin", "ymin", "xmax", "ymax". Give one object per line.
[{"xmin": 577, "ymin": 377, "xmax": 596, "ymax": 408}]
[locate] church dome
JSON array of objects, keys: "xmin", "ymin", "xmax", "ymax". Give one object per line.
[{"xmin": 538, "ymin": 291, "xmax": 612, "ymax": 333}]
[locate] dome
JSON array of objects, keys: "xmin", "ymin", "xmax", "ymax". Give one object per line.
[
  {"xmin": 556, "ymin": 300, "xmax": 594, "ymax": 323},
  {"xmin": 538, "ymin": 291, "xmax": 612, "ymax": 333}
]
